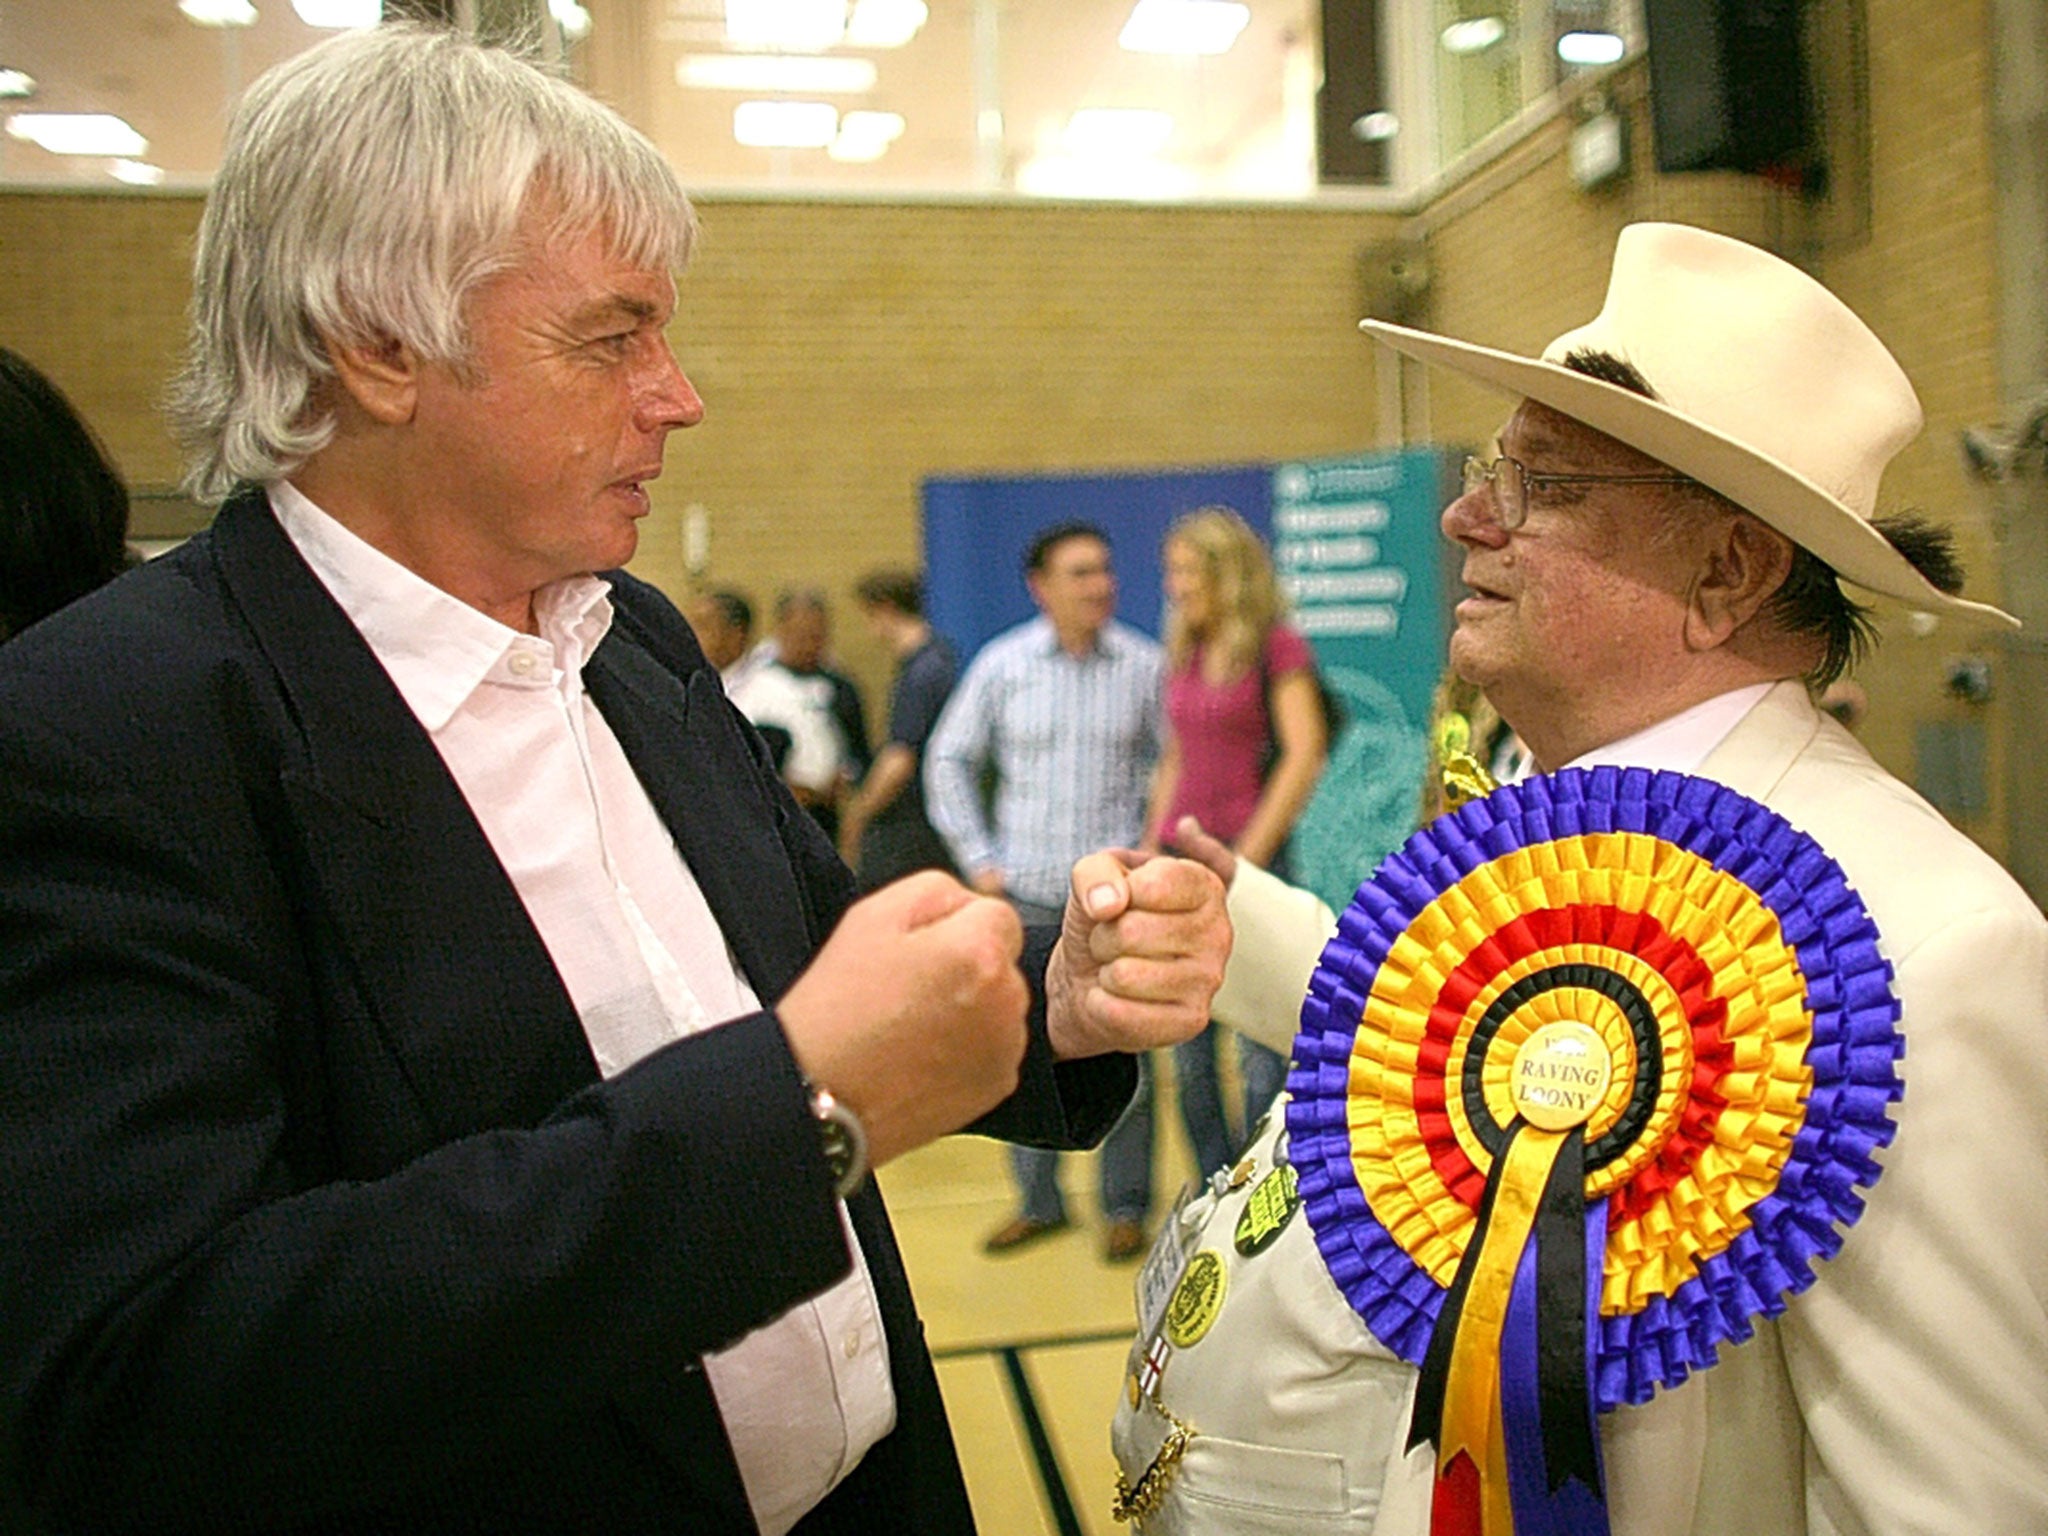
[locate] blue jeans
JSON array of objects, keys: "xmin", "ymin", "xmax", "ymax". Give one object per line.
[
  {"xmin": 1007, "ymin": 895, "xmax": 1153, "ymax": 1225},
  {"xmin": 1173, "ymin": 1024, "xmax": 1289, "ymax": 1178}
]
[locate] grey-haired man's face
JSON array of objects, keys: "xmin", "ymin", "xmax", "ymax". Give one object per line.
[
  {"xmin": 1440, "ymin": 402, "xmax": 1703, "ymax": 733},
  {"xmin": 392, "ymin": 213, "xmax": 702, "ymax": 611}
]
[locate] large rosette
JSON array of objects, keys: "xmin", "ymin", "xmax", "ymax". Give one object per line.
[{"xmin": 1286, "ymin": 767, "xmax": 1901, "ymax": 1536}]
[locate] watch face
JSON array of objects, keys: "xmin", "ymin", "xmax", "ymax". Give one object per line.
[
  {"xmin": 809, "ymin": 1085, "xmax": 868, "ymax": 1196},
  {"xmin": 820, "ymin": 1120, "xmax": 854, "ymax": 1177}
]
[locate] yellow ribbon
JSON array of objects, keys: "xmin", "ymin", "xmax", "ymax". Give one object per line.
[{"xmin": 1436, "ymin": 1126, "xmax": 1569, "ymax": 1536}]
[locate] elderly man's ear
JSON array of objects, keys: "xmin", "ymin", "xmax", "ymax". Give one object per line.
[
  {"xmin": 324, "ymin": 330, "xmax": 421, "ymax": 426},
  {"xmin": 1685, "ymin": 514, "xmax": 1796, "ymax": 651}
]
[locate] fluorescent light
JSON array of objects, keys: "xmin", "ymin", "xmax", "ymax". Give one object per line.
[
  {"xmin": 291, "ymin": 0, "xmax": 380, "ymax": 27},
  {"xmin": 1015, "ymin": 155, "xmax": 1197, "ymax": 200},
  {"xmin": 725, "ymin": 0, "xmax": 846, "ymax": 52},
  {"xmin": 1062, "ymin": 108, "xmax": 1174, "ymax": 157},
  {"xmin": 1440, "ymin": 17, "xmax": 1507, "ymax": 54},
  {"xmin": 678, "ymin": 54, "xmax": 876, "ymax": 92},
  {"xmin": 6, "ymin": 113, "xmax": 148, "ymax": 157},
  {"xmin": 180, "ymin": 0, "xmax": 258, "ymax": 25},
  {"xmin": 732, "ymin": 99, "xmax": 839, "ymax": 149},
  {"xmin": 110, "ymin": 159, "xmax": 166, "ymax": 185},
  {"xmin": 549, "ymin": 0, "xmax": 592, "ymax": 41},
  {"xmin": 829, "ymin": 108, "xmax": 903, "ymax": 160},
  {"xmin": 1119, "ymin": 0, "xmax": 1251, "ymax": 56},
  {"xmin": 845, "ymin": 0, "xmax": 926, "ymax": 48},
  {"xmin": 0, "ymin": 69, "xmax": 36, "ymax": 99},
  {"xmin": 1351, "ymin": 110, "xmax": 1400, "ymax": 142},
  {"xmin": 1557, "ymin": 30, "xmax": 1625, "ymax": 65}
]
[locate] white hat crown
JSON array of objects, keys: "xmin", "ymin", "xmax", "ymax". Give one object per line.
[
  {"xmin": 1542, "ymin": 223, "xmax": 1921, "ymax": 524},
  {"xmin": 1361, "ymin": 222, "xmax": 2014, "ymax": 627}
]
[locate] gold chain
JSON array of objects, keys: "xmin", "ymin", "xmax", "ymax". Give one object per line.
[{"xmin": 1111, "ymin": 1398, "xmax": 1197, "ymax": 1525}]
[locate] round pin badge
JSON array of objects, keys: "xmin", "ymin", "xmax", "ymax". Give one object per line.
[
  {"xmin": 1162, "ymin": 1250, "xmax": 1228, "ymax": 1348},
  {"xmin": 1233, "ymin": 1163, "xmax": 1301, "ymax": 1257}
]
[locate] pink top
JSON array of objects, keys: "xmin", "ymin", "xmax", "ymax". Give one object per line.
[{"xmin": 1160, "ymin": 624, "xmax": 1315, "ymax": 844}]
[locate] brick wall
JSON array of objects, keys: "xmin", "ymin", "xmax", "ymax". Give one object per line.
[
  {"xmin": 0, "ymin": 192, "xmax": 1397, "ymax": 711},
  {"xmin": 0, "ymin": 0, "xmax": 2012, "ymax": 846}
]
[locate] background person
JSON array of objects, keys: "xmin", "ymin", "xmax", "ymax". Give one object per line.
[
  {"xmin": 1111, "ymin": 222, "xmax": 2048, "ymax": 1535},
  {"xmin": 926, "ymin": 521, "xmax": 1166, "ymax": 1262},
  {"xmin": 685, "ymin": 585, "xmax": 754, "ymax": 677},
  {"xmin": 0, "ymin": 27, "xmax": 1229, "ymax": 1536},
  {"xmin": 1142, "ymin": 504, "xmax": 1326, "ymax": 1174},
  {"xmin": 765, "ymin": 586, "xmax": 870, "ymax": 842},
  {"xmin": 839, "ymin": 567, "xmax": 959, "ymax": 889},
  {"xmin": 0, "ymin": 345, "xmax": 133, "ymax": 643}
]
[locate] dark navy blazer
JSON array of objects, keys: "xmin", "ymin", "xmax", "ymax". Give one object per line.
[{"xmin": 0, "ymin": 490, "xmax": 1135, "ymax": 1535}]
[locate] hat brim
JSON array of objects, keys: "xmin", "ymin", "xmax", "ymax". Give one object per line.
[{"xmin": 1363, "ymin": 319, "xmax": 2018, "ymax": 630}]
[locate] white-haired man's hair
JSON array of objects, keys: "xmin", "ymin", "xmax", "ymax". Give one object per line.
[{"xmin": 168, "ymin": 22, "xmax": 698, "ymax": 502}]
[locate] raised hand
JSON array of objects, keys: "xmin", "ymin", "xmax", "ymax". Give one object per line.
[
  {"xmin": 778, "ymin": 871, "xmax": 1029, "ymax": 1167},
  {"xmin": 1044, "ymin": 848, "xmax": 1230, "ymax": 1062}
]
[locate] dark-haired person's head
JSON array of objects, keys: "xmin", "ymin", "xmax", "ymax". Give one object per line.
[
  {"xmin": 854, "ymin": 568, "xmax": 923, "ymax": 619},
  {"xmin": 0, "ymin": 348, "xmax": 132, "ymax": 642},
  {"xmin": 1024, "ymin": 521, "xmax": 1115, "ymax": 647},
  {"xmin": 1024, "ymin": 520, "xmax": 1110, "ymax": 577},
  {"xmin": 687, "ymin": 587, "xmax": 754, "ymax": 671}
]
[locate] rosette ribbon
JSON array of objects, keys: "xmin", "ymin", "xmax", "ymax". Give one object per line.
[{"xmin": 1286, "ymin": 767, "xmax": 1903, "ymax": 1536}]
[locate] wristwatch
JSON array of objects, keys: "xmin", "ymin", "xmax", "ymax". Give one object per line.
[{"xmin": 804, "ymin": 1080, "xmax": 869, "ymax": 1200}]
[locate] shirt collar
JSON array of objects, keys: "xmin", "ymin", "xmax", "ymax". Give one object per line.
[
  {"xmin": 1561, "ymin": 682, "xmax": 1776, "ymax": 776},
  {"xmin": 267, "ymin": 480, "xmax": 613, "ymax": 732},
  {"xmin": 1029, "ymin": 615, "xmax": 1119, "ymax": 658}
]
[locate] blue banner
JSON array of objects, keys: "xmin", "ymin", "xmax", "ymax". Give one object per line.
[
  {"xmin": 1272, "ymin": 448, "xmax": 1459, "ymax": 915},
  {"xmin": 922, "ymin": 449, "xmax": 1457, "ymax": 915}
]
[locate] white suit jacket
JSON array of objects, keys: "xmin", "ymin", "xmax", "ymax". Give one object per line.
[{"xmin": 1112, "ymin": 681, "xmax": 2048, "ymax": 1535}]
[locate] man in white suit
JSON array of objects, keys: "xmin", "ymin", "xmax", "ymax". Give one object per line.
[{"xmin": 1112, "ymin": 224, "xmax": 2048, "ymax": 1535}]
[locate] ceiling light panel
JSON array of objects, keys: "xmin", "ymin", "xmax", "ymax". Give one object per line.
[
  {"xmin": 0, "ymin": 69, "xmax": 36, "ymax": 99},
  {"xmin": 110, "ymin": 158, "xmax": 166, "ymax": 185},
  {"xmin": 725, "ymin": 0, "xmax": 846, "ymax": 52},
  {"xmin": 1119, "ymin": 0, "xmax": 1251, "ymax": 57},
  {"xmin": 1557, "ymin": 30, "xmax": 1625, "ymax": 64},
  {"xmin": 845, "ymin": 0, "xmax": 927, "ymax": 48},
  {"xmin": 1440, "ymin": 17, "xmax": 1508, "ymax": 54},
  {"xmin": 678, "ymin": 54, "xmax": 877, "ymax": 92},
  {"xmin": 732, "ymin": 99, "xmax": 840, "ymax": 148},
  {"xmin": 179, "ymin": 0, "xmax": 259, "ymax": 25},
  {"xmin": 6, "ymin": 113, "xmax": 148, "ymax": 157},
  {"xmin": 1062, "ymin": 108, "xmax": 1174, "ymax": 157},
  {"xmin": 292, "ymin": 0, "xmax": 381, "ymax": 26},
  {"xmin": 550, "ymin": 0, "xmax": 593, "ymax": 41},
  {"xmin": 828, "ymin": 110, "xmax": 904, "ymax": 161}
]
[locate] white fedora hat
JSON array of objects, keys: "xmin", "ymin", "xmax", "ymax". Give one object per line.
[{"xmin": 1361, "ymin": 222, "xmax": 2017, "ymax": 628}]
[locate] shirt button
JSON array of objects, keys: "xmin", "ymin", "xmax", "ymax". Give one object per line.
[
  {"xmin": 508, "ymin": 651, "xmax": 539, "ymax": 677},
  {"xmin": 842, "ymin": 1332, "xmax": 861, "ymax": 1360}
]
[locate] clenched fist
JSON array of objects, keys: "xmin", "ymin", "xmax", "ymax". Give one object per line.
[
  {"xmin": 1044, "ymin": 850, "xmax": 1231, "ymax": 1061},
  {"xmin": 777, "ymin": 871, "xmax": 1028, "ymax": 1168}
]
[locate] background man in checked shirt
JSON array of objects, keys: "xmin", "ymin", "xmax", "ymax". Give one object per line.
[{"xmin": 926, "ymin": 521, "xmax": 1166, "ymax": 1262}]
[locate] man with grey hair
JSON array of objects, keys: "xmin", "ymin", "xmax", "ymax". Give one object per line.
[{"xmin": 0, "ymin": 23, "xmax": 1229, "ymax": 1536}]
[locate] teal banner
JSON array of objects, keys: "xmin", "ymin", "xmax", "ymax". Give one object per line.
[{"xmin": 1273, "ymin": 448, "xmax": 1458, "ymax": 915}]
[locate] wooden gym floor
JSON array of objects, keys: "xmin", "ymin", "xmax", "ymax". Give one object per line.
[{"xmin": 878, "ymin": 1063, "xmax": 1214, "ymax": 1536}]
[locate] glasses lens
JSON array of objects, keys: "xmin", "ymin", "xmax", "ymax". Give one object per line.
[
  {"xmin": 1494, "ymin": 456, "xmax": 1523, "ymax": 529},
  {"xmin": 1462, "ymin": 456, "xmax": 1491, "ymax": 497}
]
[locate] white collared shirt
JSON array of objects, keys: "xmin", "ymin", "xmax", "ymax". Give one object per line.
[
  {"xmin": 1560, "ymin": 682, "xmax": 1776, "ymax": 776},
  {"xmin": 269, "ymin": 482, "xmax": 894, "ymax": 1536}
]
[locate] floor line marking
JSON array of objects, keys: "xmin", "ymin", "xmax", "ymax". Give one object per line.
[{"xmin": 998, "ymin": 1345, "xmax": 1087, "ymax": 1536}]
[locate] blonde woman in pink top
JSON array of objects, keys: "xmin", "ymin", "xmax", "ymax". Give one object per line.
[{"xmin": 1144, "ymin": 507, "xmax": 1329, "ymax": 1170}]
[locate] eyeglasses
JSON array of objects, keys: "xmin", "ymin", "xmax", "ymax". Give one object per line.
[{"xmin": 1460, "ymin": 454, "xmax": 1696, "ymax": 532}]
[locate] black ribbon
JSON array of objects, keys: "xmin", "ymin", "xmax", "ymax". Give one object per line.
[{"xmin": 1405, "ymin": 1119, "xmax": 1604, "ymax": 1507}]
